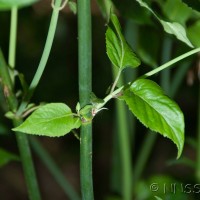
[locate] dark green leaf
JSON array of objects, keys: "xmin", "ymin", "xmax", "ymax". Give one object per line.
[
  {"xmin": 0, "ymin": 0, "xmax": 39, "ymax": 10},
  {"xmin": 188, "ymin": 20, "xmax": 200, "ymax": 47},
  {"xmin": 136, "ymin": 0, "xmax": 194, "ymax": 48},
  {"xmin": 122, "ymin": 79, "xmax": 184, "ymax": 158},
  {"xmin": 162, "ymin": 0, "xmax": 192, "ymax": 25},
  {"xmin": 182, "ymin": 0, "xmax": 200, "ymax": 12},
  {"xmin": 106, "ymin": 14, "xmax": 141, "ymax": 70},
  {"xmin": 12, "ymin": 103, "xmax": 81, "ymax": 137},
  {"xmin": 0, "ymin": 148, "xmax": 19, "ymax": 167}
]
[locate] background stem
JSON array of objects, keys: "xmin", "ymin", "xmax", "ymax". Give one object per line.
[
  {"xmin": 17, "ymin": 0, "xmax": 62, "ymax": 115},
  {"xmin": 196, "ymin": 68, "xmax": 200, "ymax": 181},
  {"xmin": 0, "ymin": 50, "xmax": 41, "ymax": 200},
  {"xmin": 9, "ymin": 6, "xmax": 17, "ymax": 69},
  {"xmin": 77, "ymin": 0, "xmax": 93, "ymax": 199},
  {"xmin": 112, "ymin": 66, "xmax": 132, "ymax": 200},
  {"xmin": 30, "ymin": 137, "xmax": 81, "ymax": 200}
]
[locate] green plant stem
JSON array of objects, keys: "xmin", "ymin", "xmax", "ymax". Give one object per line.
[
  {"xmin": 30, "ymin": 137, "xmax": 81, "ymax": 200},
  {"xmin": 170, "ymin": 61, "xmax": 191, "ymax": 97},
  {"xmin": 16, "ymin": 0, "xmax": 63, "ymax": 115},
  {"xmin": 8, "ymin": 6, "xmax": 17, "ymax": 70},
  {"xmin": 141, "ymin": 47, "xmax": 200, "ymax": 79},
  {"xmin": 97, "ymin": 47, "xmax": 200, "ymax": 110},
  {"xmin": 133, "ymin": 131, "xmax": 157, "ymax": 183},
  {"xmin": 110, "ymin": 69, "xmax": 122, "ymax": 94},
  {"xmin": 112, "ymin": 67, "xmax": 132, "ymax": 200},
  {"xmin": 196, "ymin": 81, "xmax": 200, "ymax": 181},
  {"xmin": 77, "ymin": 0, "xmax": 93, "ymax": 199},
  {"xmin": 0, "ymin": 50, "xmax": 41, "ymax": 200}
]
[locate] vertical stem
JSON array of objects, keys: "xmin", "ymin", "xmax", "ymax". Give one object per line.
[
  {"xmin": 196, "ymin": 62, "xmax": 200, "ymax": 181},
  {"xmin": 14, "ymin": 120, "xmax": 42, "ymax": 200},
  {"xmin": 77, "ymin": 0, "xmax": 93, "ymax": 199},
  {"xmin": 111, "ymin": 67, "xmax": 132, "ymax": 200},
  {"xmin": 9, "ymin": 6, "xmax": 17, "ymax": 69},
  {"xmin": 17, "ymin": 0, "xmax": 62, "ymax": 115},
  {"xmin": 0, "ymin": 50, "xmax": 41, "ymax": 200},
  {"xmin": 30, "ymin": 137, "xmax": 81, "ymax": 200},
  {"xmin": 160, "ymin": 37, "xmax": 172, "ymax": 93}
]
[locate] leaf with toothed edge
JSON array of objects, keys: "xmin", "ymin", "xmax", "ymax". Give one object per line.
[
  {"xmin": 121, "ymin": 79, "xmax": 184, "ymax": 158},
  {"xmin": 12, "ymin": 103, "xmax": 81, "ymax": 137},
  {"xmin": 106, "ymin": 14, "xmax": 141, "ymax": 69}
]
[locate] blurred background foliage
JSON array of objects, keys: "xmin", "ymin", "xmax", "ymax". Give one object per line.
[{"xmin": 0, "ymin": 0, "xmax": 200, "ymax": 199}]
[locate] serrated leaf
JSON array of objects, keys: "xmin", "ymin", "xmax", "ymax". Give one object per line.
[
  {"xmin": 136, "ymin": 0, "xmax": 194, "ymax": 48},
  {"xmin": 106, "ymin": 14, "xmax": 141, "ymax": 70},
  {"xmin": 122, "ymin": 79, "xmax": 184, "ymax": 158},
  {"xmin": 12, "ymin": 103, "xmax": 81, "ymax": 137},
  {"xmin": 0, "ymin": 0, "xmax": 39, "ymax": 10},
  {"xmin": 0, "ymin": 148, "xmax": 19, "ymax": 167}
]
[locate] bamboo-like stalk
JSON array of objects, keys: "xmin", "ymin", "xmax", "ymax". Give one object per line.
[{"xmin": 77, "ymin": 0, "xmax": 94, "ymax": 199}]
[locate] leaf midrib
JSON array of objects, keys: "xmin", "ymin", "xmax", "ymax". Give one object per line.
[
  {"xmin": 27, "ymin": 113, "xmax": 74, "ymax": 127},
  {"xmin": 132, "ymin": 89, "xmax": 181, "ymax": 144}
]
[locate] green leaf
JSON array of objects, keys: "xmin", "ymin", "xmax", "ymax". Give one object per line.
[
  {"xmin": 0, "ymin": 0, "xmax": 39, "ymax": 10},
  {"xmin": 0, "ymin": 148, "xmax": 19, "ymax": 167},
  {"xmin": 122, "ymin": 79, "xmax": 184, "ymax": 158},
  {"xmin": 68, "ymin": 1, "xmax": 77, "ymax": 14},
  {"xmin": 136, "ymin": 0, "xmax": 194, "ymax": 48},
  {"xmin": 106, "ymin": 14, "xmax": 141, "ymax": 70},
  {"xmin": 188, "ymin": 20, "xmax": 200, "ymax": 47},
  {"xmin": 161, "ymin": 0, "xmax": 192, "ymax": 25},
  {"xmin": 182, "ymin": 0, "xmax": 200, "ymax": 13},
  {"xmin": 154, "ymin": 196, "xmax": 163, "ymax": 200},
  {"xmin": 96, "ymin": 0, "xmax": 113, "ymax": 20},
  {"xmin": 12, "ymin": 103, "xmax": 81, "ymax": 137}
]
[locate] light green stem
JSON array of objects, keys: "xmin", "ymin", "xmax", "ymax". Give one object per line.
[
  {"xmin": 17, "ymin": 0, "xmax": 63, "ymax": 115},
  {"xmin": 110, "ymin": 69, "xmax": 122, "ymax": 94},
  {"xmin": 97, "ymin": 47, "xmax": 200, "ymax": 110},
  {"xmin": 141, "ymin": 47, "xmax": 200, "ymax": 78},
  {"xmin": 9, "ymin": 6, "xmax": 17, "ymax": 69},
  {"xmin": 112, "ymin": 67, "xmax": 132, "ymax": 200}
]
